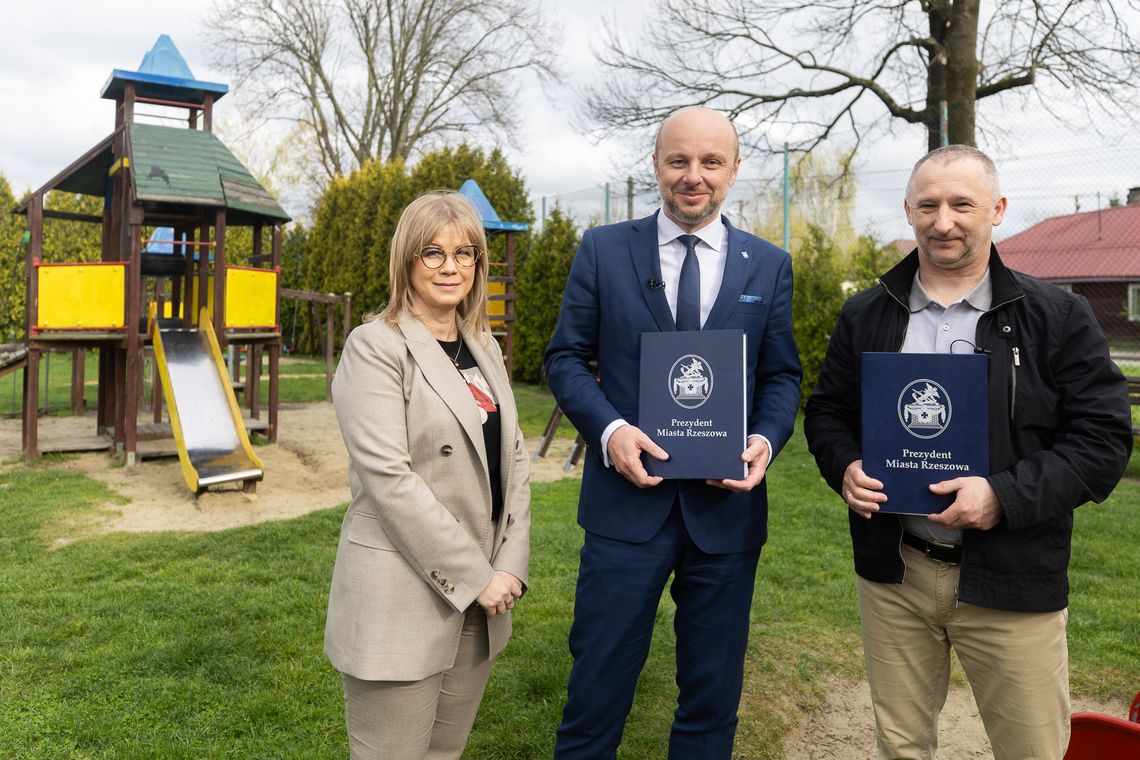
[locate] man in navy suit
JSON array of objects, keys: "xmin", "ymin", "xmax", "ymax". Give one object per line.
[{"xmin": 545, "ymin": 107, "xmax": 802, "ymax": 759}]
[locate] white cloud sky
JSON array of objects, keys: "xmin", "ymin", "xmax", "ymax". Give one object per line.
[{"xmin": 1, "ymin": 0, "xmax": 1137, "ymax": 241}]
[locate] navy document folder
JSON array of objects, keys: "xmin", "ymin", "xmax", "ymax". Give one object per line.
[
  {"xmin": 638, "ymin": 329, "xmax": 747, "ymax": 480},
  {"xmin": 861, "ymin": 352, "xmax": 989, "ymax": 515}
]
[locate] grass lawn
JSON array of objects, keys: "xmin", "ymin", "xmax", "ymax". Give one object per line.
[{"xmin": 0, "ymin": 410, "xmax": 1137, "ymax": 757}]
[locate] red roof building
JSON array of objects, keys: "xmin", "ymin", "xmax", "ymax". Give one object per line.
[{"xmin": 998, "ymin": 194, "xmax": 1140, "ymax": 345}]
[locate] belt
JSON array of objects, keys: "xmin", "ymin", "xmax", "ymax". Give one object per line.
[{"xmin": 902, "ymin": 531, "xmax": 963, "ymax": 564}]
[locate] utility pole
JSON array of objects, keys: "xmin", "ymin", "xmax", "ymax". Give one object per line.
[{"xmin": 627, "ymin": 176, "xmax": 634, "ymax": 221}]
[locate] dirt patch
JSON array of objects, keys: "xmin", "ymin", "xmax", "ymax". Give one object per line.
[
  {"xmin": 0, "ymin": 407, "xmax": 582, "ymax": 540},
  {"xmin": 781, "ymin": 672, "xmax": 1128, "ymax": 759}
]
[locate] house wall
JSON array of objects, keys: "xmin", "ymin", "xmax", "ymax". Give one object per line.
[{"xmin": 1070, "ymin": 282, "xmax": 1140, "ymax": 346}]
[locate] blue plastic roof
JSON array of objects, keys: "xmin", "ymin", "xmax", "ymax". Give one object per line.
[
  {"xmin": 101, "ymin": 34, "xmax": 228, "ymax": 103},
  {"xmin": 144, "ymin": 226, "xmax": 175, "ymax": 254},
  {"xmin": 458, "ymin": 179, "xmax": 528, "ymax": 232}
]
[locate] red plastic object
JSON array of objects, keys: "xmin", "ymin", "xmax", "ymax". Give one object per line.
[{"xmin": 1064, "ymin": 711, "xmax": 1140, "ymax": 759}]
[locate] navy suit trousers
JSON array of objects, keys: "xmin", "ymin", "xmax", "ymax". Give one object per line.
[{"xmin": 554, "ymin": 503, "xmax": 761, "ymax": 759}]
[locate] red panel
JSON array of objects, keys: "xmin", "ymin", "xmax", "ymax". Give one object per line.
[{"xmin": 1063, "ymin": 712, "xmax": 1140, "ymax": 759}]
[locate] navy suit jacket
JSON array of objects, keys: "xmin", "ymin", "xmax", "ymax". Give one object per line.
[{"xmin": 545, "ymin": 212, "xmax": 802, "ymax": 554}]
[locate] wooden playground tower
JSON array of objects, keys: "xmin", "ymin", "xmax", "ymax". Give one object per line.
[
  {"xmin": 456, "ymin": 179, "xmax": 528, "ymax": 378},
  {"xmin": 15, "ymin": 35, "xmax": 289, "ymax": 474}
]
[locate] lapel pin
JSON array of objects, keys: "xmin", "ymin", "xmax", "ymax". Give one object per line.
[{"xmin": 740, "ymin": 251, "xmax": 749, "ymax": 259}]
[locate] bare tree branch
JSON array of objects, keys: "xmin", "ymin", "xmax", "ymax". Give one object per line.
[
  {"xmin": 584, "ymin": 0, "xmax": 1140, "ymax": 155},
  {"xmin": 208, "ymin": 0, "xmax": 560, "ymax": 181}
]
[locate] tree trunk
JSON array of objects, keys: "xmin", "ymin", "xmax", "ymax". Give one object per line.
[
  {"xmin": 945, "ymin": 0, "xmax": 980, "ymax": 146},
  {"xmin": 925, "ymin": 5, "xmax": 951, "ymax": 152}
]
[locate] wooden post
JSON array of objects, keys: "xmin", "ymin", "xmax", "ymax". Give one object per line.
[
  {"xmin": 96, "ymin": 348, "xmax": 110, "ymax": 434},
  {"xmin": 171, "ymin": 225, "xmax": 184, "ymax": 317},
  {"xmin": 325, "ymin": 302, "xmax": 335, "ymax": 401},
  {"xmin": 113, "ymin": 348, "xmax": 126, "ymax": 450},
  {"xmin": 213, "ymin": 209, "xmax": 226, "ymax": 346},
  {"xmin": 232, "ymin": 343, "xmax": 243, "ymax": 406},
  {"xmin": 71, "ymin": 348, "xmax": 86, "ymax": 415},
  {"xmin": 197, "ymin": 218, "xmax": 209, "ymax": 327},
  {"xmin": 26, "ymin": 194, "xmax": 42, "ymax": 333},
  {"xmin": 342, "ymin": 293, "xmax": 353, "ymax": 341},
  {"xmin": 101, "ymin": 202, "xmax": 113, "ymax": 262},
  {"xmin": 242, "ymin": 345, "xmax": 252, "ymax": 413},
  {"xmin": 203, "ymin": 93, "xmax": 214, "ymax": 133},
  {"xmin": 22, "ymin": 349, "xmax": 39, "ymax": 459},
  {"xmin": 123, "ymin": 206, "xmax": 143, "ymax": 466},
  {"xmin": 249, "ymin": 345, "xmax": 261, "ymax": 419},
  {"xmin": 23, "ymin": 193, "xmax": 44, "ymax": 458},
  {"xmin": 123, "ymin": 82, "xmax": 135, "ymax": 126},
  {"xmin": 269, "ymin": 226, "xmax": 281, "ymax": 442}
]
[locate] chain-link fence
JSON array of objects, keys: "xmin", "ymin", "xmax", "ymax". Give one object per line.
[{"xmin": 530, "ymin": 141, "xmax": 1140, "ymax": 363}]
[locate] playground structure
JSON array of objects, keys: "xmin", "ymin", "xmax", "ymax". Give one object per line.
[
  {"xmin": 457, "ymin": 178, "xmax": 527, "ymax": 378},
  {"xmin": 14, "ymin": 35, "xmax": 288, "ymax": 492}
]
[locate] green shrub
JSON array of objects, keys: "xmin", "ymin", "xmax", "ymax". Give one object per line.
[
  {"xmin": 792, "ymin": 224, "xmax": 846, "ymax": 407},
  {"xmin": 515, "ymin": 207, "xmax": 579, "ymax": 383},
  {"xmin": 299, "ymin": 145, "xmax": 534, "ymax": 354}
]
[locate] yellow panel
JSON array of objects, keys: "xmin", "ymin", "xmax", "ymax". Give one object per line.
[
  {"xmin": 224, "ymin": 268, "xmax": 277, "ymax": 328},
  {"xmin": 37, "ymin": 264, "xmax": 125, "ymax": 329},
  {"xmin": 488, "ymin": 280, "xmax": 506, "ymax": 324}
]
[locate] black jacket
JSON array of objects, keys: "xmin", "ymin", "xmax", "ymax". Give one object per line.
[{"xmin": 804, "ymin": 247, "xmax": 1133, "ymax": 612}]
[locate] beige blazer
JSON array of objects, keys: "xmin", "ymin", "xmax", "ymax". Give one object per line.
[{"xmin": 324, "ymin": 311, "xmax": 531, "ymax": 681}]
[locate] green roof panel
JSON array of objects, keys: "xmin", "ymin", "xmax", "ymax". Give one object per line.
[{"xmin": 129, "ymin": 124, "xmax": 290, "ymax": 223}]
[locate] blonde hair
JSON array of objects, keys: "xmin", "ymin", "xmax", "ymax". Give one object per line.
[{"xmin": 372, "ymin": 191, "xmax": 491, "ymax": 339}]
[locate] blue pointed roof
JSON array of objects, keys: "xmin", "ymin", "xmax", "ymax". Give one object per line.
[
  {"xmin": 101, "ymin": 34, "xmax": 228, "ymax": 104},
  {"xmin": 458, "ymin": 179, "xmax": 528, "ymax": 232}
]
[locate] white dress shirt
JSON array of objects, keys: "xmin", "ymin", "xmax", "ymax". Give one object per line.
[
  {"xmin": 599, "ymin": 210, "xmax": 770, "ymax": 471},
  {"xmin": 656, "ymin": 212, "xmax": 728, "ymax": 329}
]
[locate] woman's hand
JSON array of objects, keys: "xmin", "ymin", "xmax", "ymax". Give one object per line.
[{"xmin": 477, "ymin": 570, "xmax": 523, "ymax": 616}]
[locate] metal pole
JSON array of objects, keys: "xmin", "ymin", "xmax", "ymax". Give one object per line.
[
  {"xmin": 604, "ymin": 182, "xmax": 611, "ymax": 225},
  {"xmin": 627, "ymin": 176, "xmax": 634, "ymax": 220},
  {"xmin": 939, "ymin": 101, "xmax": 949, "ymax": 147},
  {"xmin": 782, "ymin": 144, "xmax": 791, "ymax": 251},
  {"xmin": 541, "ymin": 196, "xmax": 546, "ymax": 229}
]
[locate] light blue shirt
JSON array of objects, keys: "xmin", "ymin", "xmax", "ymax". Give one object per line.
[{"xmin": 900, "ymin": 270, "xmax": 992, "ymax": 544}]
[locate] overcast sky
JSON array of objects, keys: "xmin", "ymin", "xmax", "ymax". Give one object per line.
[
  {"xmin": 2, "ymin": 1, "xmax": 1138, "ymax": 242},
  {"xmin": 0, "ymin": 0, "xmax": 648, "ymax": 212}
]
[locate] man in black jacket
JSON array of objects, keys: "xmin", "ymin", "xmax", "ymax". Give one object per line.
[{"xmin": 804, "ymin": 145, "xmax": 1132, "ymax": 759}]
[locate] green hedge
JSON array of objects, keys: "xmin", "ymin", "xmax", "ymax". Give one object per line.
[
  {"xmin": 299, "ymin": 145, "xmax": 535, "ymax": 355},
  {"xmin": 515, "ymin": 207, "xmax": 579, "ymax": 383}
]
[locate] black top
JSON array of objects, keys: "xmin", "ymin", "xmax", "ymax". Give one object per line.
[{"xmin": 437, "ymin": 338, "xmax": 503, "ymax": 521}]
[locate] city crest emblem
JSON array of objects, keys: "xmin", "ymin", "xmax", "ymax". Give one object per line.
[
  {"xmin": 896, "ymin": 379, "xmax": 952, "ymax": 439},
  {"xmin": 669, "ymin": 354, "xmax": 713, "ymax": 409}
]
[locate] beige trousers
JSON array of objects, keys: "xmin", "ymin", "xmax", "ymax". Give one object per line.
[
  {"xmin": 857, "ymin": 543, "xmax": 1070, "ymax": 760},
  {"xmin": 341, "ymin": 606, "xmax": 495, "ymax": 760}
]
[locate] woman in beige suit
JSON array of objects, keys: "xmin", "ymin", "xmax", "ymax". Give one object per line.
[{"xmin": 326, "ymin": 191, "xmax": 531, "ymax": 759}]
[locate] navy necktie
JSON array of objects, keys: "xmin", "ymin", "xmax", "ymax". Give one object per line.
[{"xmin": 675, "ymin": 234, "xmax": 701, "ymax": 331}]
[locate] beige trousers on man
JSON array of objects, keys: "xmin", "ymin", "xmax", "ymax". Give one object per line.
[
  {"xmin": 341, "ymin": 606, "xmax": 495, "ymax": 760},
  {"xmin": 856, "ymin": 542, "xmax": 1070, "ymax": 760}
]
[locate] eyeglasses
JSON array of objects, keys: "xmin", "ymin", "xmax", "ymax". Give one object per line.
[{"xmin": 416, "ymin": 245, "xmax": 481, "ymax": 269}]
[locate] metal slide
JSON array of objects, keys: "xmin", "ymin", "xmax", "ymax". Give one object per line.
[{"xmin": 149, "ymin": 306, "xmax": 264, "ymax": 493}]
